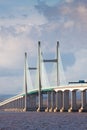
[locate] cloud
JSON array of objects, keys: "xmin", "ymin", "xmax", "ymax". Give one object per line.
[
  {"xmin": 0, "ymin": 24, "xmax": 38, "ymax": 94},
  {"xmin": 64, "ymin": 20, "xmax": 74, "ymax": 28},
  {"xmin": 65, "ymin": 0, "xmax": 74, "ymax": 3},
  {"xmin": 0, "ymin": 13, "xmax": 47, "ymax": 26},
  {"xmin": 76, "ymin": 5, "xmax": 87, "ymax": 26},
  {"xmin": 0, "ymin": 6, "xmax": 48, "ymax": 71},
  {"xmin": 0, "ymin": 27, "xmax": 37, "ymax": 69},
  {"xmin": 65, "ymin": 49, "xmax": 87, "ymax": 82},
  {"xmin": 0, "ymin": 0, "xmax": 87, "ymax": 94},
  {"xmin": 35, "ymin": 0, "xmax": 87, "ymax": 29},
  {"xmin": 34, "ymin": 1, "xmax": 87, "ymax": 53}
]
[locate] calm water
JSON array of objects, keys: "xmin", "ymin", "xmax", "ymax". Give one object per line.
[{"xmin": 0, "ymin": 111, "xmax": 87, "ymax": 130}]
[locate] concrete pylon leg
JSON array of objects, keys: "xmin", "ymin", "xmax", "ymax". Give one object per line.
[
  {"xmin": 33, "ymin": 94, "xmax": 37, "ymax": 110},
  {"xmin": 27, "ymin": 95, "xmax": 29, "ymax": 109},
  {"xmin": 68, "ymin": 90, "xmax": 77, "ymax": 112},
  {"xmin": 23, "ymin": 96, "xmax": 25, "ymax": 109},
  {"xmin": 54, "ymin": 91, "xmax": 63, "ymax": 112},
  {"xmin": 20, "ymin": 97, "xmax": 23, "ymax": 109},
  {"xmin": 45, "ymin": 91, "xmax": 51, "ymax": 112},
  {"xmin": 58, "ymin": 91, "xmax": 63, "ymax": 110},
  {"xmin": 41, "ymin": 94, "xmax": 43, "ymax": 108},
  {"xmin": 28, "ymin": 94, "xmax": 37, "ymax": 111},
  {"xmin": 49, "ymin": 91, "xmax": 56, "ymax": 112},
  {"xmin": 54, "ymin": 91, "xmax": 58, "ymax": 112},
  {"xmin": 60, "ymin": 90, "xmax": 69, "ymax": 112},
  {"xmin": 37, "ymin": 93, "xmax": 43, "ymax": 112},
  {"xmin": 79, "ymin": 90, "xmax": 86, "ymax": 112},
  {"xmin": 51, "ymin": 91, "xmax": 56, "ymax": 108}
]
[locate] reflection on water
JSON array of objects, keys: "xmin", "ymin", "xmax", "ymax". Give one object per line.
[{"xmin": 0, "ymin": 112, "xmax": 87, "ymax": 130}]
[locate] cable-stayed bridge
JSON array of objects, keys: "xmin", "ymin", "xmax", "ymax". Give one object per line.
[{"xmin": 0, "ymin": 41, "xmax": 87, "ymax": 112}]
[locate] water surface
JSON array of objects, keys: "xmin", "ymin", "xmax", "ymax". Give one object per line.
[{"xmin": 0, "ymin": 112, "xmax": 87, "ymax": 130}]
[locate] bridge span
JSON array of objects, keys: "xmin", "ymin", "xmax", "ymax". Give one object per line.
[
  {"xmin": 0, "ymin": 41, "xmax": 87, "ymax": 112},
  {"xmin": 0, "ymin": 84, "xmax": 87, "ymax": 112}
]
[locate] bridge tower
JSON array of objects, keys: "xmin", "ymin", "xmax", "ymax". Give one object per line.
[
  {"xmin": 24, "ymin": 52, "xmax": 28, "ymax": 111},
  {"xmin": 39, "ymin": 41, "xmax": 60, "ymax": 112},
  {"xmin": 57, "ymin": 41, "xmax": 60, "ymax": 86},
  {"xmin": 37, "ymin": 41, "xmax": 43, "ymax": 111}
]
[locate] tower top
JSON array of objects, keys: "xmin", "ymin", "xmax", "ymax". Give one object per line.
[
  {"xmin": 57, "ymin": 41, "xmax": 59, "ymax": 47},
  {"xmin": 25, "ymin": 52, "xmax": 27, "ymax": 56}
]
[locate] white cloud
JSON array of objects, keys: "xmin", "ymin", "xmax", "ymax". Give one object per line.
[
  {"xmin": 77, "ymin": 5, "xmax": 87, "ymax": 14},
  {"xmin": 64, "ymin": 20, "xmax": 74, "ymax": 29},
  {"xmin": 65, "ymin": 49, "xmax": 87, "ymax": 82},
  {"xmin": 76, "ymin": 5, "xmax": 87, "ymax": 26},
  {"xmin": 0, "ymin": 15, "xmax": 47, "ymax": 26},
  {"xmin": 0, "ymin": 36, "xmax": 37, "ymax": 94},
  {"xmin": 0, "ymin": 25, "xmax": 38, "ymax": 70},
  {"xmin": 65, "ymin": 0, "xmax": 74, "ymax": 3},
  {"xmin": 0, "ymin": 23, "xmax": 39, "ymax": 94}
]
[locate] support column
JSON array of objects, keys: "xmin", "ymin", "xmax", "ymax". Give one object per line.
[
  {"xmin": 13, "ymin": 100, "xmax": 16, "ymax": 108},
  {"xmin": 54, "ymin": 91, "xmax": 58, "ymax": 112},
  {"xmin": 17, "ymin": 98, "xmax": 23, "ymax": 111},
  {"xmin": 37, "ymin": 41, "xmax": 43, "ymax": 112},
  {"xmin": 27, "ymin": 94, "xmax": 37, "ymax": 111},
  {"xmin": 60, "ymin": 90, "xmax": 69, "ymax": 112},
  {"xmin": 57, "ymin": 41, "xmax": 60, "ymax": 86},
  {"xmin": 22, "ymin": 96, "xmax": 25, "ymax": 109},
  {"xmin": 19, "ymin": 98, "xmax": 23, "ymax": 110},
  {"xmin": 27, "ymin": 95, "xmax": 31, "ymax": 109},
  {"xmin": 15, "ymin": 99, "xmax": 18, "ymax": 108},
  {"xmin": 45, "ymin": 91, "xmax": 51, "ymax": 112},
  {"xmin": 24, "ymin": 52, "xmax": 28, "ymax": 111},
  {"xmin": 18, "ymin": 98, "xmax": 20, "ymax": 108},
  {"xmin": 68, "ymin": 90, "xmax": 77, "ymax": 112},
  {"xmin": 54, "ymin": 91, "xmax": 63, "ymax": 112},
  {"xmin": 32, "ymin": 94, "xmax": 37, "ymax": 110},
  {"xmin": 21, "ymin": 96, "xmax": 24, "ymax": 109},
  {"xmin": 37, "ymin": 42, "xmax": 45, "ymax": 111},
  {"xmin": 39, "ymin": 93, "xmax": 43, "ymax": 109},
  {"xmin": 79, "ymin": 90, "xmax": 86, "ymax": 112},
  {"xmin": 49, "ymin": 91, "xmax": 56, "ymax": 112}
]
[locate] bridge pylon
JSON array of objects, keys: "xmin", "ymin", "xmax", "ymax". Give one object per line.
[
  {"xmin": 37, "ymin": 41, "xmax": 44, "ymax": 111},
  {"xmin": 24, "ymin": 52, "xmax": 28, "ymax": 111}
]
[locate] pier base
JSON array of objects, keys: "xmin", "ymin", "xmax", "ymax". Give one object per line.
[
  {"xmin": 49, "ymin": 107, "xmax": 54, "ymax": 112},
  {"xmin": 79, "ymin": 107, "xmax": 87, "ymax": 112},
  {"xmin": 60, "ymin": 107, "xmax": 68, "ymax": 112},
  {"xmin": 45, "ymin": 107, "xmax": 49, "ymax": 112},
  {"xmin": 37, "ymin": 107, "xmax": 45, "ymax": 112},
  {"xmin": 23, "ymin": 108, "xmax": 28, "ymax": 112},
  {"xmin": 54, "ymin": 107, "xmax": 59, "ymax": 112},
  {"xmin": 68, "ymin": 107, "xmax": 78, "ymax": 112}
]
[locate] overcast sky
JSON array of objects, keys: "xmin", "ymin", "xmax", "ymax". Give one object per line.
[{"xmin": 0, "ymin": 0, "xmax": 87, "ymax": 94}]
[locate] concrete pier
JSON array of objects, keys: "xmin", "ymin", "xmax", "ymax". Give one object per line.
[
  {"xmin": 45, "ymin": 91, "xmax": 51, "ymax": 112},
  {"xmin": 79, "ymin": 90, "xmax": 87, "ymax": 112},
  {"xmin": 60, "ymin": 90, "xmax": 69, "ymax": 112},
  {"xmin": 49, "ymin": 91, "xmax": 56, "ymax": 112},
  {"xmin": 68, "ymin": 90, "xmax": 77, "ymax": 112},
  {"xmin": 54, "ymin": 91, "xmax": 63, "ymax": 112}
]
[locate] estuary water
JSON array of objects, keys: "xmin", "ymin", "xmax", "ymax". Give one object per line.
[{"xmin": 0, "ymin": 111, "xmax": 87, "ymax": 130}]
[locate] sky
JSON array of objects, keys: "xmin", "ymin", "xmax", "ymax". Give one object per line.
[{"xmin": 0, "ymin": 0, "xmax": 87, "ymax": 94}]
